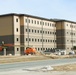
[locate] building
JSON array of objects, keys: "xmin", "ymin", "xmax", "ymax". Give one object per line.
[
  {"xmin": 55, "ymin": 19, "xmax": 76, "ymax": 54},
  {"xmin": 0, "ymin": 13, "xmax": 56, "ymax": 56},
  {"xmin": 0, "ymin": 13, "xmax": 76, "ymax": 56}
]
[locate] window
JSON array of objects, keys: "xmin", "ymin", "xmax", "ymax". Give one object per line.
[
  {"xmin": 32, "ymin": 38, "xmax": 34, "ymax": 41},
  {"xmin": 67, "ymin": 24, "xmax": 68, "ymax": 26},
  {"xmin": 37, "ymin": 21, "xmax": 39, "ymax": 24},
  {"xmin": 40, "ymin": 30, "xmax": 42, "ymax": 33},
  {"xmin": 35, "ymin": 30, "xmax": 36, "ymax": 33},
  {"xmin": 17, "ymin": 48, "xmax": 19, "ymax": 51},
  {"xmin": 32, "ymin": 29, "xmax": 33, "ymax": 32},
  {"xmin": 43, "ymin": 22, "xmax": 44, "ymax": 25},
  {"xmin": 35, "ymin": 21, "xmax": 36, "ymax": 24},
  {"xmin": 50, "ymin": 23, "xmax": 51, "ymax": 26},
  {"xmin": 28, "ymin": 19, "xmax": 30, "ymax": 23},
  {"xmin": 29, "ymin": 29, "xmax": 30, "ymax": 32},
  {"xmin": 67, "ymin": 32, "xmax": 68, "ymax": 34},
  {"xmin": 38, "ymin": 48, "xmax": 39, "ymax": 51},
  {"xmin": 48, "ymin": 40, "xmax": 50, "ymax": 42},
  {"xmin": 46, "ymin": 39, "xmax": 47, "ymax": 42},
  {"xmin": 26, "ymin": 38, "xmax": 27, "ymax": 41},
  {"xmin": 37, "ymin": 30, "xmax": 39, "ymax": 33},
  {"xmin": 40, "ymin": 21, "xmax": 42, "ymax": 25},
  {"xmin": 48, "ymin": 23, "xmax": 49, "ymax": 26},
  {"xmin": 26, "ymin": 29, "xmax": 27, "ymax": 32},
  {"xmin": 48, "ymin": 31, "xmax": 49, "ymax": 34},
  {"xmin": 29, "ymin": 38, "xmax": 31, "ymax": 41},
  {"xmin": 26, "ymin": 19, "xmax": 27, "ymax": 23},
  {"xmin": 16, "ymin": 28, "xmax": 18, "ymax": 32},
  {"xmin": 16, "ymin": 38, "xmax": 19, "ymax": 41},
  {"xmin": 45, "ymin": 31, "xmax": 47, "ymax": 34},
  {"xmin": 16, "ymin": 18, "xmax": 18, "ymax": 22},
  {"xmin": 38, "ymin": 39, "xmax": 39, "ymax": 42},
  {"xmin": 35, "ymin": 39, "xmax": 37, "ymax": 42},
  {"xmin": 32, "ymin": 20, "xmax": 33, "ymax": 24}
]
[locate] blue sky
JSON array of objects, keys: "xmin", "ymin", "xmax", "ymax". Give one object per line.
[{"xmin": 0, "ymin": 0, "xmax": 76, "ymax": 21}]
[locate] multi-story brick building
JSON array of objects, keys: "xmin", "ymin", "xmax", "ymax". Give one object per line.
[{"xmin": 0, "ymin": 13, "xmax": 76, "ymax": 55}]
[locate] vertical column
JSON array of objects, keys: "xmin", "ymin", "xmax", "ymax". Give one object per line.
[{"xmin": 4, "ymin": 48, "xmax": 6, "ymax": 56}]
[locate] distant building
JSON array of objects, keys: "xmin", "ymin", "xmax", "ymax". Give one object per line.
[{"xmin": 0, "ymin": 13, "xmax": 76, "ymax": 55}]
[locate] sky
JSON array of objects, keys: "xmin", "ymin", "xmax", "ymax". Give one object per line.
[{"xmin": 0, "ymin": 0, "xmax": 76, "ymax": 21}]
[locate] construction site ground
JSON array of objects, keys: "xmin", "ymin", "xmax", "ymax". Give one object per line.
[
  {"xmin": 0, "ymin": 54, "xmax": 76, "ymax": 72},
  {"xmin": 0, "ymin": 53, "xmax": 76, "ymax": 64},
  {"xmin": 53, "ymin": 63, "xmax": 76, "ymax": 71}
]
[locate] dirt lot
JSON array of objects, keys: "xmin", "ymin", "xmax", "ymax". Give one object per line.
[
  {"xmin": 0, "ymin": 55, "xmax": 50, "ymax": 64},
  {"xmin": 0, "ymin": 54, "xmax": 76, "ymax": 64},
  {"xmin": 53, "ymin": 63, "xmax": 76, "ymax": 71}
]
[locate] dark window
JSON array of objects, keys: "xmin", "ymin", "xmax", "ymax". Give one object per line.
[
  {"xmin": 29, "ymin": 29, "xmax": 30, "ymax": 32},
  {"xmin": 35, "ymin": 39, "xmax": 37, "ymax": 42},
  {"xmin": 17, "ymin": 48, "xmax": 19, "ymax": 51},
  {"xmin": 37, "ymin": 30, "xmax": 39, "ymax": 33},
  {"xmin": 48, "ymin": 23, "xmax": 49, "ymax": 26},
  {"xmin": 29, "ymin": 19, "xmax": 30, "ymax": 23},
  {"xmin": 35, "ymin": 21, "xmax": 36, "ymax": 24},
  {"xmin": 48, "ymin": 40, "xmax": 49, "ymax": 42},
  {"xmin": 16, "ymin": 28, "xmax": 18, "ymax": 32},
  {"xmin": 32, "ymin": 38, "xmax": 34, "ymax": 41},
  {"xmin": 26, "ymin": 38, "xmax": 27, "ymax": 41},
  {"xmin": 32, "ymin": 20, "xmax": 33, "ymax": 23},
  {"xmin": 48, "ymin": 31, "xmax": 49, "ymax": 34},
  {"xmin": 17, "ymin": 38, "xmax": 19, "ymax": 41},
  {"xmin": 37, "ymin": 21, "xmax": 39, "ymax": 24},
  {"xmin": 26, "ymin": 29, "xmax": 27, "ymax": 32},
  {"xmin": 45, "ymin": 31, "xmax": 47, "ymax": 34},
  {"xmin": 38, "ymin": 39, "xmax": 39, "ymax": 42},
  {"xmin": 43, "ymin": 22, "xmax": 44, "ymax": 25},
  {"xmin": 16, "ymin": 19, "xmax": 18, "ymax": 22},
  {"xmin": 38, "ymin": 48, "xmax": 39, "ymax": 51},
  {"xmin": 67, "ymin": 24, "xmax": 68, "ymax": 26},
  {"xmin": 26, "ymin": 19, "xmax": 27, "ymax": 23},
  {"xmin": 50, "ymin": 23, "xmax": 51, "ymax": 26},
  {"xmin": 43, "ymin": 31, "xmax": 44, "ymax": 33},
  {"xmin": 35, "ymin": 30, "xmax": 36, "ymax": 33},
  {"xmin": 32, "ymin": 29, "xmax": 33, "ymax": 32},
  {"xmin": 46, "ymin": 39, "xmax": 47, "ymax": 42},
  {"xmin": 67, "ymin": 32, "xmax": 68, "ymax": 34},
  {"xmin": 53, "ymin": 32, "xmax": 54, "ymax": 34},
  {"xmin": 41, "ymin": 39, "xmax": 42, "ymax": 42}
]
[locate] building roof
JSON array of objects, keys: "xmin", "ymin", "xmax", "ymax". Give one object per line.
[
  {"xmin": 0, "ymin": 13, "xmax": 54, "ymax": 22},
  {"xmin": 0, "ymin": 13, "xmax": 76, "ymax": 23},
  {"xmin": 50, "ymin": 19, "xmax": 76, "ymax": 23}
]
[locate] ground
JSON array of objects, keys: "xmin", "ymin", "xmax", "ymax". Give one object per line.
[
  {"xmin": 53, "ymin": 63, "xmax": 76, "ymax": 71},
  {"xmin": 0, "ymin": 54, "xmax": 76, "ymax": 64},
  {"xmin": 0, "ymin": 55, "xmax": 76, "ymax": 75}
]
